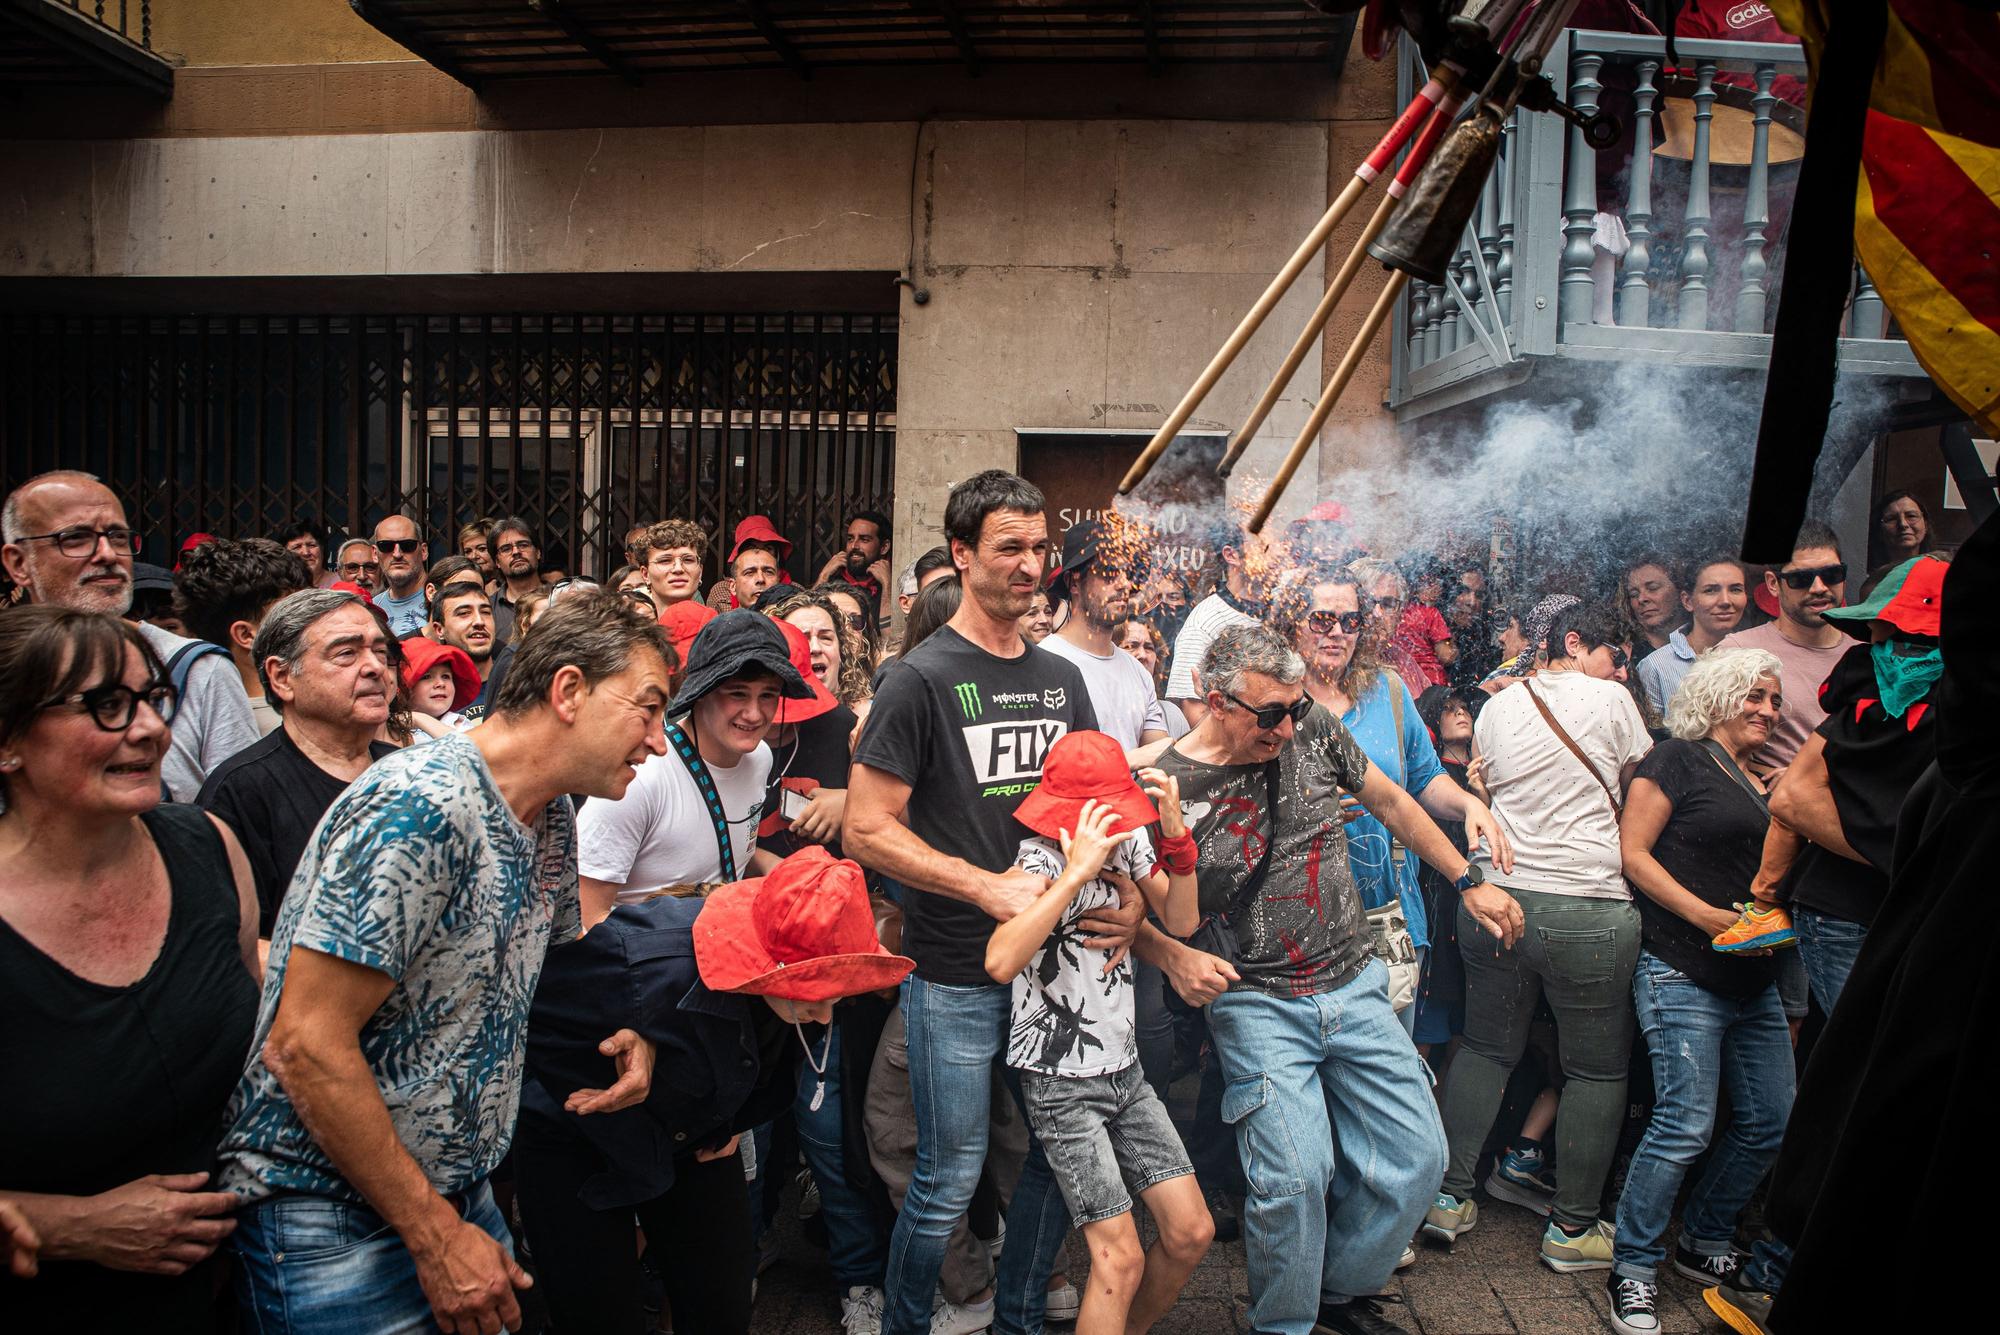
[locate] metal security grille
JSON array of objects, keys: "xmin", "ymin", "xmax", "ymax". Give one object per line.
[{"xmin": 0, "ymin": 312, "xmax": 897, "ymax": 583}]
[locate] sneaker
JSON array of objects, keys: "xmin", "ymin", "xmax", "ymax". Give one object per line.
[
  {"xmin": 1421, "ymin": 1192, "xmax": 1478, "ymax": 1243},
  {"xmin": 1484, "ymin": 1148, "xmax": 1556, "ymax": 1217},
  {"xmin": 1313, "ymin": 1294, "xmax": 1412, "ymax": 1335},
  {"xmin": 798, "ymin": 1168, "xmax": 821, "ymax": 1221},
  {"xmin": 930, "ymin": 1293, "xmax": 994, "ymax": 1335},
  {"xmin": 1703, "ymin": 1272, "xmax": 1775, "ymax": 1335},
  {"xmin": 982, "ymin": 1218, "xmax": 1005, "ymax": 1263},
  {"xmin": 1539, "ymin": 1218, "xmax": 1615, "ymax": 1272},
  {"xmin": 1397, "ymin": 1244, "xmax": 1417, "ymax": 1270},
  {"xmin": 1673, "ymin": 1241, "xmax": 1743, "ymax": 1285},
  {"xmin": 1205, "ymin": 1185, "xmax": 1243, "ymax": 1244},
  {"xmin": 1043, "ymin": 1279, "xmax": 1080, "ymax": 1323},
  {"xmin": 1607, "ymin": 1276, "xmax": 1660, "ymax": 1335},
  {"xmin": 1713, "ymin": 902, "xmax": 1797, "ymax": 952},
  {"xmin": 841, "ymin": 1285, "xmax": 885, "ymax": 1335}
]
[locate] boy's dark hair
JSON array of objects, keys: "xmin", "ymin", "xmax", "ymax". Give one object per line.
[
  {"xmin": 174, "ymin": 538, "xmax": 312, "ymax": 648},
  {"xmin": 1544, "ymin": 603, "xmax": 1626, "ymax": 662},
  {"xmin": 943, "ymin": 470, "xmax": 1045, "ymax": 551},
  {"xmin": 427, "ymin": 554, "xmax": 480, "ymax": 589},
  {"xmin": 913, "ymin": 545, "xmax": 955, "ymax": 583},
  {"xmin": 847, "ymin": 507, "xmax": 892, "ymax": 543},
  {"xmin": 429, "ymin": 577, "xmax": 490, "ymax": 628}
]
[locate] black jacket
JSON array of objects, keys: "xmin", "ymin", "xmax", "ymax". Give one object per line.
[{"xmin": 522, "ymin": 896, "xmax": 799, "ymax": 1210}]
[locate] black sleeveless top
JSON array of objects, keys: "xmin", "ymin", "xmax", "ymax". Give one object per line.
[{"xmin": 0, "ymin": 803, "xmax": 259, "ymax": 1332}]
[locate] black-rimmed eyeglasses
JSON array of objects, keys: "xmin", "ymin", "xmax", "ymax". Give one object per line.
[
  {"xmin": 1222, "ymin": 691, "xmax": 1312, "ymax": 730},
  {"xmin": 16, "ymin": 527, "xmax": 141, "ymax": 559},
  {"xmin": 40, "ymin": 679, "xmax": 178, "ymax": 731}
]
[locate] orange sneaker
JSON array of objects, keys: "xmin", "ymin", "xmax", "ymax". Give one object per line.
[{"xmin": 1712, "ymin": 903, "xmax": 1797, "ymax": 953}]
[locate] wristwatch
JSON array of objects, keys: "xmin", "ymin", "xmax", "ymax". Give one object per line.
[{"xmin": 1453, "ymin": 864, "xmax": 1486, "ymax": 893}]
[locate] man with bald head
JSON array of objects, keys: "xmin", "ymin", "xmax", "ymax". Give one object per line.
[
  {"xmin": 2, "ymin": 470, "xmax": 258, "ymax": 799},
  {"xmin": 370, "ymin": 513, "xmax": 430, "ymax": 636}
]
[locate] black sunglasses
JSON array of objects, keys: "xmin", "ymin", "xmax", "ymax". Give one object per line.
[
  {"xmin": 375, "ymin": 538, "xmax": 422, "ymax": 554},
  {"xmin": 1778, "ymin": 562, "xmax": 1846, "ymax": 590},
  {"xmin": 40, "ymin": 678, "xmax": 178, "ymax": 732},
  {"xmin": 1306, "ymin": 609, "xmax": 1367, "ymax": 635},
  {"xmin": 1223, "ymin": 691, "xmax": 1313, "ymax": 730},
  {"xmin": 1609, "ymin": 647, "xmax": 1630, "ymax": 671}
]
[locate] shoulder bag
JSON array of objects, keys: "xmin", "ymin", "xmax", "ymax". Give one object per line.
[
  {"xmin": 1372, "ymin": 679, "xmax": 1420, "ymax": 1011},
  {"xmin": 1524, "ymin": 680, "xmax": 1623, "ymax": 817},
  {"xmin": 1698, "ymin": 738, "xmax": 1770, "ymax": 814},
  {"xmin": 665, "ymin": 721, "xmax": 739, "ymax": 883}
]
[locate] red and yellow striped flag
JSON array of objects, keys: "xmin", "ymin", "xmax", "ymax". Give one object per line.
[{"xmin": 1771, "ymin": 1, "xmax": 2000, "ymax": 433}]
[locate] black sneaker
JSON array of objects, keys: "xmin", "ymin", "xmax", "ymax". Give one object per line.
[
  {"xmin": 1205, "ymin": 1185, "xmax": 1242, "ymax": 1243},
  {"xmin": 1673, "ymin": 1241, "xmax": 1743, "ymax": 1285},
  {"xmin": 1313, "ymin": 1294, "xmax": 1411, "ymax": 1335},
  {"xmin": 1703, "ymin": 1269, "xmax": 1775, "ymax": 1335},
  {"xmin": 1607, "ymin": 1275, "xmax": 1660, "ymax": 1335}
]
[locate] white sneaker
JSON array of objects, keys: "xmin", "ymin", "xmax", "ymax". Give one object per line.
[
  {"xmin": 1043, "ymin": 1279, "xmax": 1080, "ymax": 1323},
  {"xmin": 984, "ymin": 1218, "xmax": 1006, "ymax": 1262},
  {"xmin": 930, "ymin": 1293, "xmax": 994, "ymax": 1335},
  {"xmin": 1397, "ymin": 1244, "xmax": 1417, "ymax": 1270},
  {"xmin": 842, "ymin": 1285, "xmax": 885, "ymax": 1334}
]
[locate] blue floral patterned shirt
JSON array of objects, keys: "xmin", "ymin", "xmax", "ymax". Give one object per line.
[{"xmin": 217, "ymin": 732, "xmax": 581, "ymax": 1203}]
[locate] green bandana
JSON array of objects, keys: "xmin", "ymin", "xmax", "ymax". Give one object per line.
[{"xmin": 1870, "ymin": 641, "xmax": 1943, "ymax": 719}]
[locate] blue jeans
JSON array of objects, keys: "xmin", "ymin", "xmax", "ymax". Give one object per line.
[
  {"xmin": 233, "ymin": 1179, "xmax": 510, "ymax": 1333},
  {"xmin": 1612, "ymin": 953, "xmax": 1795, "ymax": 1284},
  {"xmin": 883, "ymin": 977, "xmax": 1070, "ymax": 1335},
  {"xmin": 1795, "ymin": 907, "xmax": 1868, "ymax": 1015},
  {"xmin": 796, "ymin": 1023, "xmax": 889, "ymax": 1290},
  {"xmin": 1208, "ymin": 960, "xmax": 1446, "ymax": 1335}
]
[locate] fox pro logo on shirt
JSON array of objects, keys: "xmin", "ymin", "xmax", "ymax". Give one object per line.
[{"xmin": 963, "ymin": 719, "xmax": 1069, "ymax": 798}]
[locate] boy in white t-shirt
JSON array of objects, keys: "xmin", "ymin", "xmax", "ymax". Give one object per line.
[{"xmin": 983, "ymin": 730, "xmax": 1213, "ymax": 1335}]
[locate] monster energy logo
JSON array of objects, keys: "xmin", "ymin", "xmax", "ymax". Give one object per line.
[{"xmin": 953, "ymin": 682, "xmax": 983, "ymax": 719}]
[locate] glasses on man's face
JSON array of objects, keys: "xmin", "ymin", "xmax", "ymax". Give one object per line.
[
  {"xmin": 20, "ymin": 526, "xmax": 141, "ymax": 560},
  {"xmin": 41, "ymin": 679, "xmax": 178, "ymax": 732},
  {"xmin": 375, "ymin": 538, "xmax": 422, "ymax": 555},
  {"xmin": 1370, "ymin": 595, "xmax": 1402, "ymax": 614},
  {"xmin": 496, "ymin": 540, "xmax": 536, "ymax": 557},
  {"xmin": 1223, "ymin": 691, "xmax": 1313, "ymax": 731},
  {"xmin": 1778, "ymin": 563, "xmax": 1845, "ymax": 590},
  {"xmin": 1306, "ymin": 609, "xmax": 1366, "ymax": 636},
  {"xmin": 340, "ymin": 560, "xmax": 380, "ymax": 577}
]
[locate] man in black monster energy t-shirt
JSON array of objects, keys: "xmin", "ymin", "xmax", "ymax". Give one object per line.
[{"xmin": 848, "ymin": 470, "xmax": 1139, "ymax": 1335}]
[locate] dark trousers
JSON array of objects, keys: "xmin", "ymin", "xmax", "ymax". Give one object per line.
[{"xmin": 513, "ymin": 1108, "xmax": 754, "ymax": 1335}]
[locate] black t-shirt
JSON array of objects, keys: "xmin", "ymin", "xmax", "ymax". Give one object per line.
[
  {"xmin": 759, "ymin": 703, "xmax": 860, "ymax": 859},
  {"xmin": 196, "ymin": 725, "xmax": 397, "ymax": 935},
  {"xmin": 1631, "ymin": 738, "xmax": 1777, "ymax": 998},
  {"xmin": 462, "ymin": 642, "xmax": 515, "ymax": 723},
  {"xmin": 853, "ymin": 626, "xmax": 1097, "ymax": 983}
]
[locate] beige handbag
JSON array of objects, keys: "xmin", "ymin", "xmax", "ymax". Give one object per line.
[{"xmin": 1368, "ymin": 897, "xmax": 1420, "ymax": 1014}]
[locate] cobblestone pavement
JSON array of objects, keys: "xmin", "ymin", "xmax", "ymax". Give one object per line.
[{"xmin": 747, "ymin": 1186, "xmax": 1739, "ymax": 1335}]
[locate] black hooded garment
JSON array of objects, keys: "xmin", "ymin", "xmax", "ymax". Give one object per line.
[{"xmin": 1770, "ymin": 508, "xmax": 1999, "ymax": 1330}]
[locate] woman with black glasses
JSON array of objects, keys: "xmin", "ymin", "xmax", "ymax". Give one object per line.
[{"xmin": 0, "ymin": 606, "xmax": 261, "ymax": 1333}]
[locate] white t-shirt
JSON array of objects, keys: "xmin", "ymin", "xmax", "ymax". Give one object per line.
[
  {"xmin": 1472, "ymin": 672, "xmax": 1652, "ymax": 899},
  {"xmin": 575, "ymin": 734, "xmax": 773, "ymax": 901},
  {"xmin": 1040, "ymin": 634, "xmax": 1168, "ymax": 750},
  {"xmin": 1006, "ymin": 831, "xmax": 1155, "ymax": 1078},
  {"xmin": 1164, "ymin": 592, "xmax": 1261, "ymax": 701}
]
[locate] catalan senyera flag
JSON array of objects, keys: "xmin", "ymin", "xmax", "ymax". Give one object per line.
[{"xmin": 1770, "ymin": 1, "xmax": 2000, "ymax": 435}]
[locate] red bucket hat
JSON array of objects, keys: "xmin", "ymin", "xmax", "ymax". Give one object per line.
[
  {"xmin": 730, "ymin": 514, "xmax": 792, "ymax": 563},
  {"xmin": 1822, "ymin": 554, "xmax": 1946, "ymax": 640},
  {"xmin": 1013, "ymin": 730, "xmax": 1159, "ymax": 844},
  {"xmin": 329, "ymin": 580, "xmax": 371, "ymax": 599},
  {"xmin": 693, "ymin": 846, "xmax": 914, "ymax": 1001},
  {"xmin": 771, "ymin": 618, "xmax": 840, "ymax": 724},
  {"xmin": 398, "ymin": 635, "xmax": 482, "ymax": 712},
  {"xmin": 658, "ymin": 599, "xmax": 718, "ymax": 668}
]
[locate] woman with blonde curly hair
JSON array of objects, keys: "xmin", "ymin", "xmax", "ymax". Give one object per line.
[
  {"xmin": 766, "ymin": 589, "xmax": 871, "ymax": 713},
  {"xmin": 1608, "ymin": 646, "xmax": 1792, "ymax": 1330}
]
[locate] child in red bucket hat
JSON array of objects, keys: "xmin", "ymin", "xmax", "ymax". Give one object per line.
[{"xmin": 983, "ymin": 730, "xmax": 1214, "ymax": 1334}]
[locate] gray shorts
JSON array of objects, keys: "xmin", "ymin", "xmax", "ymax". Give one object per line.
[{"xmin": 1020, "ymin": 1062, "xmax": 1194, "ymax": 1225}]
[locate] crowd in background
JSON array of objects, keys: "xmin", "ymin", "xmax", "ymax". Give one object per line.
[{"xmin": 0, "ymin": 463, "xmax": 1963, "ymax": 1335}]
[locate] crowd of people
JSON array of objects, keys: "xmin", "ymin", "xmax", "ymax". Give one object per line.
[{"xmin": 0, "ymin": 463, "xmax": 1969, "ymax": 1335}]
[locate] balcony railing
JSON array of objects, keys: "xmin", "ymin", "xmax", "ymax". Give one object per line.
[
  {"xmin": 1388, "ymin": 28, "xmax": 1920, "ymax": 419},
  {"xmin": 0, "ymin": 0, "xmax": 171, "ymax": 95}
]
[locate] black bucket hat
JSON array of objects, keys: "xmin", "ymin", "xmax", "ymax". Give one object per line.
[{"xmin": 670, "ymin": 609, "xmax": 813, "ymax": 712}]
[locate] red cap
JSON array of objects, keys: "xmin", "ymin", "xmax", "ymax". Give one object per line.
[
  {"xmin": 329, "ymin": 581, "xmax": 371, "ymax": 599},
  {"xmin": 399, "ymin": 635, "xmax": 482, "ymax": 712},
  {"xmin": 1013, "ymin": 730, "xmax": 1159, "ymax": 844},
  {"xmin": 771, "ymin": 618, "xmax": 840, "ymax": 724},
  {"xmin": 175, "ymin": 531, "xmax": 218, "ymax": 572},
  {"xmin": 1303, "ymin": 501, "xmax": 1349, "ymax": 523},
  {"xmin": 693, "ymin": 846, "xmax": 915, "ymax": 1001},
  {"xmin": 1752, "ymin": 580, "xmax": 1779, "ymax": 619},
  {"xmin": 730, "ymin": 514, "xmax": 792, "ymax": 562},
  {"xmin": 658, "ymin": 599, "xmax": 718, "ymax": 667}
]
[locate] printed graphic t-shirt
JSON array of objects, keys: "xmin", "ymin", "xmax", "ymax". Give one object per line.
[
  {"xmin": 1158, "ymin": 704, "xmax": 1373, "ymax": 998},
  {"xmin": 1007, "ymin": 832, "xmax": 1156, "ymax": 1077},
  {"xmin": 216, "ymin": 732, "xmax": 581, "ymax": 1203},
  {"xmin": 854, "ymin": 626, "xmax": 1098, "ymax": 984}
]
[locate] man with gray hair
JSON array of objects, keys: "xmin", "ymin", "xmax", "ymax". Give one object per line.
[
  {"xmin": 1, "ymin": 469, "xmax": 258, "ymax": 799},
  {"xmin": 1156, "ymin": 623, "xmax": 1521, "ymax": 1335},
  {"xmin": 333, "ymin": 536, "xmax": 382, "ymax": 593},
  {"xmin": 197, "ymin": 589, "xmax": 398, "ymax": 939}
]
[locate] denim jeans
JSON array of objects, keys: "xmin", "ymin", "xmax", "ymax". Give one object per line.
[
  {"xmin": 796, "ymin": 1023, "xmax": 889, "ymax": 1291},
  {"xmin": 1612, "ymin": 953, "xmax": 1795, "ymax": 1284},
  {"xmin": 1795, "ymin": 907, "xmax": 1868, "ymax": 1015},
  {"xmin": 233, "ymin": 1179, "xmax": 510, "ymax": 1334},
  {"xmin": 1439, "ymin": 889, "xmax": 1641, "ymax": 1230},
  {"xmin": 883, "ymin": 977, "xmax": 1070, "ymax": 1335},
  {"xmin": 1133, "ymin": 953, "xmax": 1178, "ymax": 1098},
  {"xmin": 1208, "ymin": 960, "xmax": 1446, "ymax": 1335}
]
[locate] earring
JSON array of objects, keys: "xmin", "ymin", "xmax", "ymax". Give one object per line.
[{"xmin": 0, "ymin": 758, "xmax": 17, "ymax": 771}]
